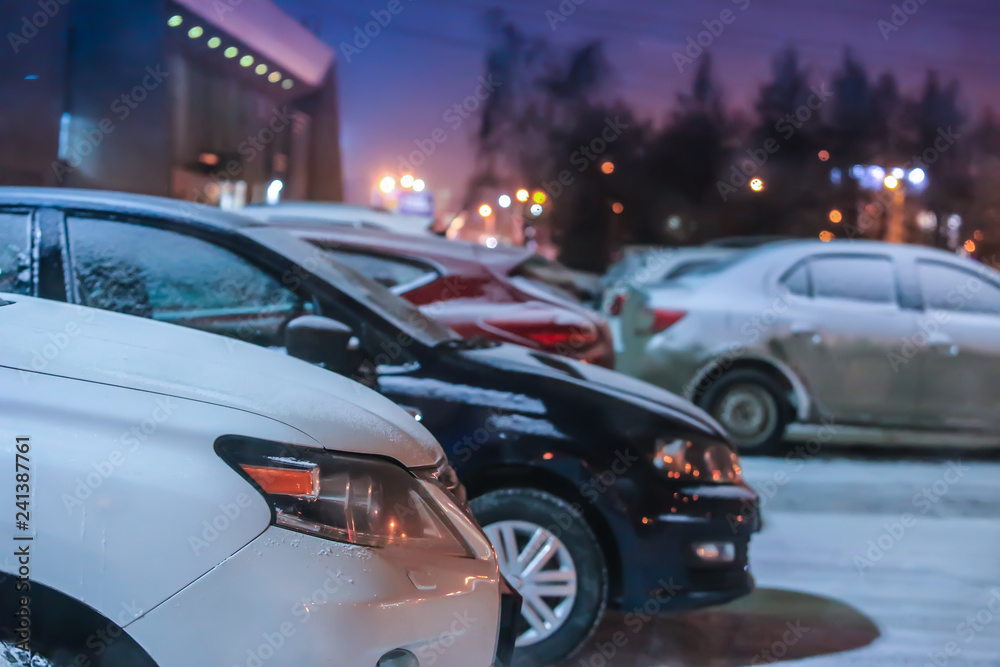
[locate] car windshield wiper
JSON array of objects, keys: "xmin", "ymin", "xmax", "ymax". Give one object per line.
[{"xmin": 435, "ymin": 336, "xmax": 501, "ymax": 350}]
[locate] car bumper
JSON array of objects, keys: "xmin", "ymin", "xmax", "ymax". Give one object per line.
[
  {"xmin": 614, "ymin": 480, "xmax": 759, "ymax": 610},
  {"xmin": 127, "ymin": 526, "xmax": 504, "ymax": 667}
]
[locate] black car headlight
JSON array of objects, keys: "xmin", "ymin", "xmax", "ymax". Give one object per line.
[
  {"xmin": 653, "ymin": 438, "xmax": 743, "ymax": 483},
  {"xmin": 217, "ymin": 438, "xmax": 473, "ymax": 558}
]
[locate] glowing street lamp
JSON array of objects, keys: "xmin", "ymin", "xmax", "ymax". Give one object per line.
[
  {"xmin": 532, "ymin": 191, "xmax": 547, "ymax": 205},
  {"xmin": 515, "ymin": 189, "xmax": 529, "ymax": 202},
  {"xmin": 379, "ymin": 176, "xmax": 396, "ymax": 193},
  {"xmin": 479, "ymin": 204, "xmax": 492, "ymax": 217},
  {"xmin": 749, "ymin": 178, "xmax": 765, "ymax": 192},
  {"xmin": 412, "ymin": 179, "xmax": 425, "ymax": 192},
  {"xmin": 601, "ymin": 161, "xmax": 615, "ymax": 174},
  {"xmin": 400, "ymin": 174, "xmax": 415, "ymax": 188},
  {"xmin": 883, "ymin": 175, "xmax": 899, "ymax": 190},
  {"xmin": 498, "ymin": 194, "xmax": 511, "ymax": 208},
  {"xmin": 819, "ymin": 231, "xmax": 834, "ymax": 242},
  {"xmin": 529, "ymin": 203, "xmax": 543, "ymax": 216},
  {"xmin": 829, "ymin": 209, "xmax": 843, "ymax": 223}
]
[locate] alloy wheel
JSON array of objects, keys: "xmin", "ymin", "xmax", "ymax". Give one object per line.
[{"xmin": 483, "ymin": 520, "xmax": 578, "ymax": 646}]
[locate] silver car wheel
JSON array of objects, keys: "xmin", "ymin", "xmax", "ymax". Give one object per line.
[
  {"xmin": 713, "ymin": 383, "xmax": 779, "ymax": 446},
  {"xmin": 484, "ymin": 520, "xmax": 578, "ymax": 647}
]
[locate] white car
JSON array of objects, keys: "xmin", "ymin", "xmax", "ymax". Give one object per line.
[
  {"xmin": 241, "ymin": 201, "xmax": 435, "ymax": 236},
  {"xmin": 0, "ymin": 295, "xmax": 514, "ymax": 667}
]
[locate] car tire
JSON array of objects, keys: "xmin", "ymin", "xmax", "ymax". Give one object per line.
[
  {"xmin": 471, "ymin": 488, "xmax": 608, "ymax": 667},
  {"xmin": 699, "ymin": 369, "xmax": 790, "ymax": 455}
]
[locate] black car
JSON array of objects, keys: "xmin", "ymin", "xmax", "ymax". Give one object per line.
[{"xmin": 0, "ymin": 188, "xmax": 759, "ymax": 665}]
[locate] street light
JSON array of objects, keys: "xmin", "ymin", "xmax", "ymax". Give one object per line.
[
  {"xmin": 479, "ymin": 204, "xmax": 492, "ymax": 217},
  {"xmin": 379, "ymin": 176, "xmax": 395, "ymax": 193},
  {"xmin": 829, "ymin": 209, "xmax": 842, "ymax": 223},
  {"xmin": 612, "ymin": 202, "xmax": 624, "ymax": 214},
  {"xmin": 749, "ymin": 178, "xmax": 764, "ymax": 192},
  {"xmin": 412, "ymin": 179, "xmax": 425, "ymax": 192},
  {"xmin": 516, "ymin": 189, "xmax": 529, "ymax": 202},
  {"xmin": 601, "ymin": 161, "xmax": 615, "ymax": 174},
  {"xmin": 819, "ymin": 231, "xmax": 834, "ymax": 242},
  {"xmin": 529, "ymin": 203, "xmax": 543, "ymax": 217},
  {"xmin": 400, "ymin": 174, "xmax": 415, "ymax": 188},
  {"xmin": 883, "ymin": 175, "xmax": 899, "ymax": 189},
  {"xmin": 498, "ymin": 194, "xmax": 511, "ymax": 208},
  {"xmin": 532, "ymin": 191, "xmax": 547, "ymax": 205}
]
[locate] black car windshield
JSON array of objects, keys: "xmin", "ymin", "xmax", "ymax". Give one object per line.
[{"xmin": 247, "ymin": 228, "xmax": 459, "ymax": 346}]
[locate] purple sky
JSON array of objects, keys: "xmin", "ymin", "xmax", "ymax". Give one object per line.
[{"xmin": 274, "ymin": 0, "xmax": 1000, "ymax": 209}]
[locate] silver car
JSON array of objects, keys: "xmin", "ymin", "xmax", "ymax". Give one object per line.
[
  {"xmin": 602, "ymin": 247, "xmax": 740, "ymax": 351},
  {"xmin": 616, "ymin": 240, "xmax": 1000, "ymax": 453}
]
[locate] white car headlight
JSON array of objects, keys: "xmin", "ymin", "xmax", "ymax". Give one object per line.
[
  {"xmin": 653, "ymin": 438, "xmax": 743, "ymax": 483},
  {"xmin": 217, "ymin": 438, "xmax": 473, "ymax": 558}
]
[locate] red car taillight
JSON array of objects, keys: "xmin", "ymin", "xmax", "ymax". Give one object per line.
[
  {"xmin": 526, "ymin": 327, "xmax": 600, "ymax": 348},
  {"xmin": 636, "ymin": 307, "xmax": 686, "ymax": 335}
]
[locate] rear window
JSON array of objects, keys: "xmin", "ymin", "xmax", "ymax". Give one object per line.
[{"xmin": 510, "ymin": 255, "xmax": 582, "ymax": 303}]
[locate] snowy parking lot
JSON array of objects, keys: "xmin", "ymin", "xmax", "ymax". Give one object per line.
[{"xmin": 559, "ymin": 450, "xmax": 1000, "ymax": 667}]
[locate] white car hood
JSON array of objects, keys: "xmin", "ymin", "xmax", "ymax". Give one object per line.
[{"xmin": 0, "ymin": 295, "xmax": 442, "ymax": 468}]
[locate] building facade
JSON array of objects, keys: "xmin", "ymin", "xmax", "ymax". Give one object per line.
[{"xmin": 1, "ymin": 0, "xmax": 342, "ymax": 205}]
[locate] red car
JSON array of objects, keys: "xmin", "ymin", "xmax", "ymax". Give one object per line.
[{"xmin": 269, "ymin": 222, "xmax": 615, "ymax": 367}]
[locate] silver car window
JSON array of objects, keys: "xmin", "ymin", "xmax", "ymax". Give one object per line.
[
  {"xmin": 808, "ymin": 255, "xmax": 896, "ymax": 304},
  {"xmin": 917, "ymin": 260, "xmax": 1000, "ymax": 315}
]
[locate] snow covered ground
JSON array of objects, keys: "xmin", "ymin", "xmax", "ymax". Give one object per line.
[{"xmin": 558, "ymin": 452, "xmax": 1000, "ymax": 667}]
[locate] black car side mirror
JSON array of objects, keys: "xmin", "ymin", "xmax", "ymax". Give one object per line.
[{"xmin": 285, "ymin": 315, "xmax": 357, "ymax": 374}]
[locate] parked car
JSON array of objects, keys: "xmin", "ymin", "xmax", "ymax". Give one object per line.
[
  {"xmin": 0, "ymin": 294, "xmax": 515, "ymax": 667},
  {"xmin": 242, "ymin": 201, "xmax": 435, "ymax": 235},
  {"xmin": 268, "ymin": 221, "xmax": 616, "ymax": 368},
  {"xmin": 601, "ymin": 247, "xmax": 740, "ymax": 352},
  {"xmin": 0, "ymin": 188, "xmax": 758, "ymax": 665},
  {"xmin": 617, "ymin": 239, "xmax": 1000, "ymax": 453}
]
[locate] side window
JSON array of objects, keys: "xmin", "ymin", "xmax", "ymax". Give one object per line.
[
  {"xmin": 322, "ymin": 248, "xmax": 436, "ymax": 292},
  {"xmin": 918, "ymin": 261, "xmax": 1000, "ymax": 315},
  {"xmin": 0, "ymin": 212, "xmax": 32, "ymax": 296},
  {"xmin": 780, "ymin": 263, "xmax": 809, "ymax": 296},
  {"xmin": 67, "ymin": 217, "xmax": 305, "ymax": 348},
  {"xmin": 808, "ymin": 256, "xmax": 896, "ymax": 304}
]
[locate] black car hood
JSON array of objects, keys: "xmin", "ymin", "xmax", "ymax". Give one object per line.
[{"xmin": 457, "ymin": 344, "xmax": 728, "ymax": 440}]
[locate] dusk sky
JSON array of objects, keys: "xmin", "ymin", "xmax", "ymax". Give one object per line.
[{"xmin": 274, "ymin": 0, "xmax": 1000, "ymax": 209}]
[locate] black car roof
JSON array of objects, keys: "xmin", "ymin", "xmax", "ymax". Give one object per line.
[{"xmin": 0, "ymin": 187, "xmax": 262, "ymax": 232}]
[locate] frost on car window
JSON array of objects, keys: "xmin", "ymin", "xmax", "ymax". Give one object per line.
[
  {"xmin": 67, "ymin": 217, "xmax": 303, "ymax": 347},
  {"xmin": 0, "ymin": 212, "xmax": 32, "ymax": 296},
  {"xmin": 918, "ymin": 260, "xmax": 1000, "ymax": 314},
  {"xmin": 809, "ymin": 256, "xmax": 895, "ymax": 304}
]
